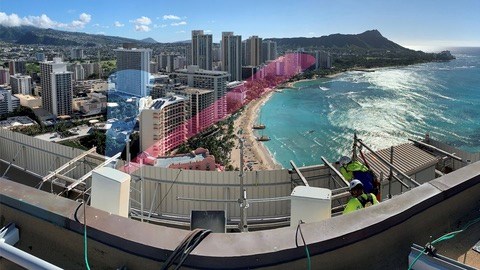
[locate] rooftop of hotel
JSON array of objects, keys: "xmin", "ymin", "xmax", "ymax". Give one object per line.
[
  {"xmin": 0, "ymin": 116, "xmax": 36, "ymax": 129},
  {"xmin": 154, "ymin": 153, "xmax": 206, "ymax": 168},
  {"xmin": 146, "ymin": 95, "xmax": 186, "ymax": 111},
  {"xmin": 183, "ymin": 87, "xmax": 214, "ymax": 94},
  {"xmin": 114, "ymin": 47, "xmax": 152, "ymax": 52},
  {"xmin": 175, "ymin": 65, "xmax": 229, "ymax": 76},
  {"xmin": 226, "ymin": 81, "xmax": 245, "ymax": 88},
  {"xmin": 14, "ymin": 94, "xmax": 40, "ymax": 100},
  {"xmin": 10, "ymin": 74, "xmax": 31, "ymax": 79}
]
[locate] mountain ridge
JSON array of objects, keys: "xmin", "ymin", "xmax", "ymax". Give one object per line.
[
  {"xmin": 0, "ymin": 25, "xmax": 142, "ymax": 46},
  {"xmin": 0, "ymin": 26, "xmax": 409, "ymax": 52},
  {"xmin": 265, "ymin": 30, "xmax": 407, "ymax": 50}
]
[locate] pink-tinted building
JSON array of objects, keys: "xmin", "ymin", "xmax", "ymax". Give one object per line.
[
  {"xmin": 154, "ymin": 148, "xmax": 223, "ymax": 171},
  {"xmin": 139, "ymin": 95, "xmax": 187, "ymax": 157}
]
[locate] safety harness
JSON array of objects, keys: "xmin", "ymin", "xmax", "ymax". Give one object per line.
[{"xmin": 357, "ymin": 194, "xmax": 374, "ymax": 208}]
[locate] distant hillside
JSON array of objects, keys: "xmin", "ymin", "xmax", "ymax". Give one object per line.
[
  {"xmin": 141, "ymin": 37, "xmax": 158, "ymax": 44},
  {"xmin": 267, "ymin": 30, "xmax": 407, "ymax": 51},
  {"xmin": 0, "ymin": 27, "xmax": 416, "ymax": 53},
  {"xmin": 0, "ymin": 25, "xmax": 143, "ymax": 46}
]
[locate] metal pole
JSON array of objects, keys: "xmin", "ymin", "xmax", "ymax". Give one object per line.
[
  {"xmin": 0, "ymin": 242, "xmax": 63, "ymax": 270},
  {"xmin": 147, "ymin": 182, "xmax": 159, "ymax": 219},
  {"xmin": 125, "ymin": 137, "xmax": 131, "ymax": 173},
  {"xmin": 352, "ymin": 133, "xmax": 358, "ymax": 161},
  {"xmin": 140, "ymin": 159, "xmax": 144, "ymax": 222},
  {"xmin": 321, "ymin": 156, "xmax": 348, "ymax": 187},
  {"xmin": 236, "ymin": 135, "xmax": 248, "ymax": 232},
  {"xmin": 408, "ymin": 138, "xmax": 463, "ymax": 162},
  {"xmin": 388, "ymin": 146, "xmax": 394, "ymax": 198}
]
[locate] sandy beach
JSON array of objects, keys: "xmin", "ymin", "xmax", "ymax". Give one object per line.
[
  {"xmin": 229, "ymin": 73, "xmax": 344, "ymax": 171},
  {"xmin": 231, "ymin": 90, "xmax": 282, "ymax": 171}
]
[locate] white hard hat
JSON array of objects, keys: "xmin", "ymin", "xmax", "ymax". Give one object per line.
[
  {"xmin": 339, "ymin": 156, "xmax": 351, "ymax": 166},
  {"xmin": 349, "ymin": 179, "xmax": 363, "ymax": 190}
]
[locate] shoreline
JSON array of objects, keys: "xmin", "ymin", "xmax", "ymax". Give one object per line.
[
  {"xmin": 231, "ymin": 90, "xmax": 282, "ymax": 171},
  {"xmin": 231, "ymin": 73, "xmax": 346, "ymax": 171}
]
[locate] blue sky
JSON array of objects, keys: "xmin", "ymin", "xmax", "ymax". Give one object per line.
[{"xmin": 1, "ymin": 0, "xmax": 480, "ymax": 48}]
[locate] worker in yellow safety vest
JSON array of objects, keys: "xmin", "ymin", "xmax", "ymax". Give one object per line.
[
  {"xmin": 343, "ymin": 179, "xmax": 379, "ymax": 214},
  {"xmin": 338, "ymin": 156, "xmax": 380, "ymax": 197},
  {"xmin": 338, "ymin": 156, "xmax": 369, "ymax": 181}
]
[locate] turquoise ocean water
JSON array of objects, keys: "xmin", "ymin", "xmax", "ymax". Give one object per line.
[{"xmin": 258, "ymin": 48, "xmax": 480, "ymax": 168}]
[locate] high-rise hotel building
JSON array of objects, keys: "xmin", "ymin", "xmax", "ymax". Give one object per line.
[
  {"xmin": 191, "ymin": 30, "xmax": 213, "ymax": 70},
  {"xmin": 10, "ymin": 74, "xmax": 32, "ymax": 95},
  {"xmin": 40, "ymin": 58, "xmax": 73, "ymax": 116},
  {"xmin": 184, "ymin": 88, "xmax": 215, "ymax": 135},
  {"xmin": 174, "ymin": 65, "xmax": 229, "ymax": 121},
  {"xmin": 262, "ymin": 40, "xmax": 277, "ymax": 63},
  {"xmin": 139, "ymin": 96, "xmax": 187, "ymax": 157},
  {"xmin": 114, "ymin": 46, "xmax": 152, "ymax": 97},
  {"xmin": 244, "ymin": 36, "xmax": 263, "ymax": 66},
  {"xmin": 221, "ymin": 32, "xmax": 242, "ymax": 82}
]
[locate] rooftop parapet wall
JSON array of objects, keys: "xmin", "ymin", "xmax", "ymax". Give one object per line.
[{"xmin": 1, "ymin": 160, "xmax": 479, "ymax": 269}]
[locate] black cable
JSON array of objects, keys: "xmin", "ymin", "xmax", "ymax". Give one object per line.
[
  {"xmin": 295, "ymin": 220, "xmax": 307, "ymax": 248},
  {"xmin": 295, "ymin": 220, "xmax": 311, "ymax": 270},
  {"xmin": 161, "ymin": 228, "xmax": 211, "ymax": 270},
  {"xmin": 74, "ymin": 201, "xmax": 84, "ymax": 223},
  {"xmin": 162, "ymin": 229, "xmax": 199, "ymax": 270},
  {"xmin": 175, "ymin": 230, "xmax": 211, "ymax": 270},
  {"xmin": 151, "ymin": 169, "xmax": 183, "ymax": 216}
]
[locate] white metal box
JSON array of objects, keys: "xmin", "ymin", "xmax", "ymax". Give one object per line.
[
  {"xmin": 290, "ymin": 186, "xmax": 331, "ymax": 227},
  {"xmin": 91, "ymin": 167, "xmax": 131, "ymax": 218}
]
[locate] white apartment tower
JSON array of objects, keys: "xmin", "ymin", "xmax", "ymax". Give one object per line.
[
  {"xmin": 68, "ymin": 63, "xmax": 85, "ymax": 81},
  {"xmin": 10, "ymin": 74, "xmax": 32, "ymax": 95},
  {"xmin": 0, "ymin": 89, "xmax": 17, "ymax": 116},
  {"xmin": 40, "ymin": 58, "xmax": 73, "ymax": 116},
  {"xmin": 114, "ymin": 46, "xmax": 152, "ymax": 97},
  {"xmin": 221, "ymin": 32, "xmax": 242, "ymax": 82},
  {"xmin": 191, "ymin": 30, "xmax": 213, "ymax": 70}
]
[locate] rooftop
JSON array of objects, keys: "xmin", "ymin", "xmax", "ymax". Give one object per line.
[
  {"xmin": 155, "ymin": 153, "xmax": 206, "ymax": 168},
  {"xmin": 175, "ymin": 65, "xmax": 229, "ymax": 76},
  {"xmin": 14, "ymin": 94, "xmax": 40, "ymax": 101},
  {"xmin": 0, "ymin": 116, "xmax": 36, "ymax": 129},
  {"xmin": 184, "ymin": 87, "xmax": 214, "ymax": 95},
  {"xmin": 144, "ymin": 95, "xmax": 186, "ymax": 111}
]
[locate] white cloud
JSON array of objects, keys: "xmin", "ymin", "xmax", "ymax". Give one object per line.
[
  {"xmin": 171, "ymin": 21, "xmax": 187, "ymax": 26},
  {"xmin": 135, "ymin": 25, "xmax": 151, "ymax": 32},
  {"xmin": 154, "ymin": 24, "xmax": 167, "ymax": 28},
  {"xmin": 0, "ymin": 12, "xmax": 92, "ymax": 30},
  {"xmin": 176, "ymin": 30, "xmax": 186, "ymax": 34},
  {"xmin": 93, "ymin": 23, "xmax": 100, "ymax": 27},
  {"xmin": 132, "ymin": 16, "xmax": 151, "ymax": 25},
  {"xmin": 163, "ymin": 15, "xmax": 180, "ymax": 20},
  {"xmin": 79, "ymin": 13, "xmax": 91, "ymax": 23},
  {"xmin": 0, "ymin": 13, "xmax": 25, "ymax": 27},
  {"xmin": 114, "ymin": 21, "xmax": 124, "ymax": 27}
]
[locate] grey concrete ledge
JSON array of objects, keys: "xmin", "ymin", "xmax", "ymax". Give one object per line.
[{"xmin": 1, "ymin": 161, "xmax": 480, "ymax": 269}]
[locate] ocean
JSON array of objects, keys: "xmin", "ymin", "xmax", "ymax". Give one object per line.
[{"xmin": 258, "ymin": 47, "xmax": 480, "ymax": 168}]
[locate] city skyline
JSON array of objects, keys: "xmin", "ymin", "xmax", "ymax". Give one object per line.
[{"xmin": 1, "ymin": 0, "xmax": 480, "ymax": 49}]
